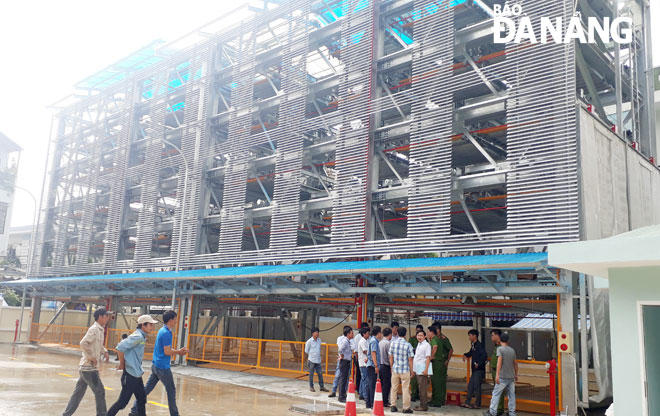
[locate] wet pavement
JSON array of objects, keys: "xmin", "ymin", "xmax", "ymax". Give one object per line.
[
  {"xmin": 0, "ymin": 344, "xmax": 535, "ymax": 415},
  {"xmin": 0, "ymin": 344, "xmax": 307, "ymax": 415}
]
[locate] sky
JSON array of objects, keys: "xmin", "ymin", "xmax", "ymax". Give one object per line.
[{"xmin": 1, "ymin": 0, "xmax": 659, "ymax": 228}]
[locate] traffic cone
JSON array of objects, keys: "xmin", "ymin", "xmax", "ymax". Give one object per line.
[
  {"xmin": 344, "ymin": 379, "xmax": 357, "ymax": 416},
  {"xmin": 372, "ymin": 378, "xmax": 385, "ymax": 416}
]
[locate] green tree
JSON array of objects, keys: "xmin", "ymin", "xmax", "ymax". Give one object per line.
[{"xmin": 1, "ymin": 289, "xmax": 21, "ymax": 306}]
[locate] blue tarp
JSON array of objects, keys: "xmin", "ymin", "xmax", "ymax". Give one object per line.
[{"xmin": 7, "ymin": 253, "xmax": 548, "ymax": 286}]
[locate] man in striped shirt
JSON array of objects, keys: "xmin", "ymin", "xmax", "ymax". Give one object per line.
[{"xmin": 388, "ymin": 327, "xmax": 414, "ymax": 413}]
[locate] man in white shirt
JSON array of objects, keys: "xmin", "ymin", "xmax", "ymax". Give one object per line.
[
  {"xmin": 391, "ymin": 321, "xmax": 400, "ymax": 340},
  {"xmin": 305, "ymin": 327, "xmax": 328, "ymax": 392},
  {"xmin": 353, "ymin": 322, "xmax": 369, "ymax": 399},
  {"xmin": 412, "ymin": 329, "xmax": 432, "ymax": 412},
  {"xmin": 357, "ymin": 327, "xmax": 370, "ymax": 402}
]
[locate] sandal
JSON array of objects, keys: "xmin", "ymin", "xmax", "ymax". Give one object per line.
[{"xmin": 460, "ymin": 403, "xmax": 471, "ymax": 408}]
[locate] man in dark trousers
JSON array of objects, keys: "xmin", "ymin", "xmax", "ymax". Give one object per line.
[
  {"xmin": 107, "ymin": 314, "xmax": 158, "ymax": 416},
  {"xmin": 337, "ymin": 326, "xmax": 354, "ymax": 404},
  {"xmin": 462, "ymin": 329, "xmax": 488, "ymax": 409},
  {"xmin": 62, "ymin": 308, "xmax": 112, "ymax": 416},
  {"xmin": 129, "ymin": 311, "xmax": 188, "ymax": 416},
  {"xmin": 366, "ymin": 326, "xmax": 382, "ymax": 409},
  {"xmin": 379, "ymin": 327, "xmax": 393, "ymax": 407},
  {"xmin": 429, "ymin": 324, "xmax": 453, "ymax": 407},
  {"xmin": 408, "ymin": 324, "xmax": 424, "ymax": 402}
]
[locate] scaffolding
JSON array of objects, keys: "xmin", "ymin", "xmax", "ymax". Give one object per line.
[{"xmin": 30, "ymin": 0, "xmax": 656, "ymax": 277}]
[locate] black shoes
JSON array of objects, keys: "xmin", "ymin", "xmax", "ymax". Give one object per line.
[
  {"xmin": 328, "ymin": 392, "xmax": 336, "ymax": 398},
  {"xmin": 391, "ymin": 406, "xmax": 398, "ymax": 412},
  {"xmin": 402, "ymin": 409, "xmax": 413, "ymax": 414}
]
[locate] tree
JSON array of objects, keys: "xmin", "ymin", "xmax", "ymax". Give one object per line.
[{"xmin": 1, "ymin": 289, "xmax": 21, "ymax": 306}]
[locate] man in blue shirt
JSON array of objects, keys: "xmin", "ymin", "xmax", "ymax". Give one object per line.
[
  {"xmin": 305, "ymin": 327, "xmax": 328, "ymax": 392},
  {"xmin": 336, "ymin": 326, "xmax": 354, "ymax": 404},
  {"xmin": 366, "ymin": 326, "xmax": 382, "ymax": 409},
  {"xmin": 129, "ymin": 311, "xmax": 188, "ymax": 416},
  {"xmin": 107, "ymin": 314, "xmax": 158, "ymax": 416}
]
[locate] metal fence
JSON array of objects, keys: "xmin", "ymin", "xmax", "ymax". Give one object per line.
[
  {"xmin": 29, "ymin": 323, "xmax": 177, "ymax": 360},
  {"xmin": 26, "ymin": 325, "xmax": 554, "ymax": 413}
]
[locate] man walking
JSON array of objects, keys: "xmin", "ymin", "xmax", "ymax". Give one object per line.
[
  {"xmin": 366, "ymin": 326, "xmax": 382, "ymax": 409},
  {"xmin": 388, "ymin": 327, "xmax": 414, "ymax": 414},
  {"xmin": 329, "ymin": 325, "xmax": 353, "ymax": 398},
  {"xmin": 489, "ymin": 329, "xmax": 506, "ymax": 415},
  {"xmin": 337, "ymin": 327, "xmax": 354, "ymax": 404},
  {"xmin": 462, "ymin": 329, "xmax": 487, "ymax": 409},
  {"xmin": 305, "ymin": 327, "xmax": 328, "ymax": 392},
  {"xmin": 129, "ymin": 311, "xmax": 188, "ymax": 416},
  {"xmin": 62, "ymin": 307, "xmax": 112, "ymax": 416},
  {"xmin": 485, "ymin": 333, "xmax": 518, "ymax": 416},
  {"xmin": 379, "ymin": 327, "xmax": 393, "ymax": 407},
  {"xmin": 107, "ymin": 314, "xmax": 158, "ymax": 416},
  {"xmin": 412, "ymin": 329, "xmax": 432, "ymax": 412},
  {"xmin": 428, "ymin": 325, "xmax": 453, "ymax": 407}
]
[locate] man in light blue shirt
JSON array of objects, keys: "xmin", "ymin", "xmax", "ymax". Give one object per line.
[
  {"xmin": 337, "ymin": 326, "xmax": 354, "ymax": 403},
  {"xmin": 305, "ymin": 327, "xmax": 327, "ymax": 392},
  {"xmin": 107, "ymin": 314, "xmax": 157, "ymax": 416},
  {"xmin": 366, "ymin": 326, "xmax": 382, "ymax": 409},
  {"xmin": 129, "ymin": 311, "xmax": 188, "ymax": 416}
]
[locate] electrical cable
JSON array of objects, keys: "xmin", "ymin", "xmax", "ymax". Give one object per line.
[{"xmin": 300, "ymin": 304, "xmax": 357, "ymax": 333}]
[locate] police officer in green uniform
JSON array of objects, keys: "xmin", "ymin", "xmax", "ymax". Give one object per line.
[
  {"xmin": 428, "ymin": 324, "xmax": 453, "ymax": 407},
  {"xmin": 408, "ymin": 325, "xmax": 424, "ymax": 402},
  {"xmin": 489, "ymin": 329, "xmax": 505, "ymax": 415}
]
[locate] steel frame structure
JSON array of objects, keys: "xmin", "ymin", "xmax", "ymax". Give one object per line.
[{"xmin": 30, "ymin": 0, "xmax": 655, "ymax": 277}]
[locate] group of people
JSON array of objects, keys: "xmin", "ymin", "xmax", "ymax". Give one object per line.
[
  {"xmin": 62, "ymin": 308, "xmax": 189, "ymax": 416},
  {"xmin": 305, "ymin": 322, "xmax": 519, "ymax": 416}
]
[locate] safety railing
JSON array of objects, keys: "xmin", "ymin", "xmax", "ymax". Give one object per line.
[
  {"xmin": 188, "ymin": 334, "xmax": 339, "ymax": 376},
  {"xmin": 29, "ymin": 323, "xmax": 88, "ymax": 347},
  {"xmin": 187, "ymin": 333, "xmax": 553, "ymax": 413},
  {"xmin": 28, "ymin": 323, "xmax": 177, "ymax": 361},
  {"xmin": 447, "ymin": 355, "xmax": 553, "ymax": 413}
]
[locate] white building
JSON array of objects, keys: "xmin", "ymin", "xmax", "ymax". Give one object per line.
[
  {"xmin": 7, "ymin": 225, "xmax": 32, "ymax": 269},
  {"xmin": 0, "ymin": 131, "xmax": 22, "ymax": 257}
]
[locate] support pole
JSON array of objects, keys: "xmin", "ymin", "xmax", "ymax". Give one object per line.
[
  {"xmin": 16, "ymin": 285, "xmax": 26, "ymax": 343},
  {"xmin": 171, "ymin": 284, "xmax": 177, "ymax": 310},
  {"xmin": 29, "ymin": 296, "xmax": 42, "ymax": 342},
  {"xmin": 559, "ymin": 271, "xmax": 578, "ymax": 415},
  {"xmin": 614, "ymin": 0, "xmax": 623, "ymax": 138}
]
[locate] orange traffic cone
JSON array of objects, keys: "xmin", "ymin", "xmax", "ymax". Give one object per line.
[
  {"xmin": 372, "ymin": 378, "xmax": 385, "ymax": 416},
  {"xmin": 344, "ymin": 379, "xmax": 357, "ymax": 416}
]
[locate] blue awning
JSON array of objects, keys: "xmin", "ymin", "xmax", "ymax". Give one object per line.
[{"xmin": 6, "ymin": 252, "xmax": 548, "ymax": 286}]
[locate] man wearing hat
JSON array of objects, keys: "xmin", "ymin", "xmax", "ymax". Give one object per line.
[
  {"xmin": 62, "ymin": 307, "xmax": 113, "ymax": 416},
  {"xmin": 107, "ymin": 314, "xmax": 158, "ymax": 416},
  {"xmin": 129, "ymin": 310, "xmax": 188, "ymax": 416}
]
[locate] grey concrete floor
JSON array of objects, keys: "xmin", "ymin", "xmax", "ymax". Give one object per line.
[
  {"xmin": 0, "ymin": 344, "xmax": 536, "ymax": 415},
  {"xmin": 0, "ymin": 344, "xmax": 307, "ymax": 415}
]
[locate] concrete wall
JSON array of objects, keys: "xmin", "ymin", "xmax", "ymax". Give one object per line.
[
  {"xmin": 0, "ymin": 305, "xmax": 30, "ymax": 342},
  {"xmin": 608, "ymin": 266, "xmax": 660, "ymax": 416},
  {"xmin": 579, "ymin": 107, "xmax": 660, "ymax": 240}
]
